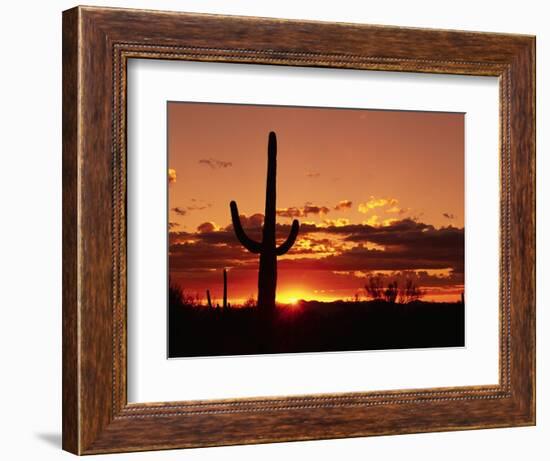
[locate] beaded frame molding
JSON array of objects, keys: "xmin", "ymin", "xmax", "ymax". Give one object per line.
[{"xmin": 62, "ymin": 6, "xmax": 535, "ymax": 455}]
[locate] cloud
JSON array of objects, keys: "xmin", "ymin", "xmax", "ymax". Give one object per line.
[
  {"xmin": 385, "ymin": 206, "xmax": 408, "ymax": 215},
  {"xmin": 443, "ymin": 212, "xmax": 455, "ymax": 219},
  {"xmin": 278, "ymin": 237, "xmax": 463, "ymax": 275},
  {"xmin": 172, "ymin": 207, "xmax": 187, "ymax": 216},
  {"xmin": 168, "ymin": 230, "xmax": 193, "ymax": 244},
  {"xmin": 169, "ymin": 213, "xmax": 464, "ymax": 282},
  {"xmin": 358, "ymin": 196, "xmax": 398, "ymax": 213},
  {"xmin": 304, "ymin": 204, "xmax": 330, "ymax": 216},
  {"xmin": 169, "ymin": 241, "xmax": 257, "ymax": 271},
  {"xmin": 363, "ymin": 215, "xmax": 380, "ymax": 226},
  {"xmin": 331, "ymin": 269, "xmax": 463, "ymax": 290},
  {"xmin": 306, "ymin": 172, "xmax": 320, "ymax": 178},
  {"xmin": 334, "ymin": 200, "xmax": 352, "ymax": 211},
  {"xmin": 172, "ymin": 202, "xmax": 212, "ymax": 216},
  {"xmin": 276, "ymin": 203, "xmax": 330, "ymax": 218},
  {"xmin": 168, "ymin": 222, "xmax": 179, "ymax": 229},
  {"xmin": 276, "ymin": 207, "xmax": 302, "ymax": 218},
  {"xmin": 168, "ymin": 168, "xmax": 177, "ymax": 184},
  {"xmin": 322, "ymin": 218, "xmax": 350, "ymax": 227},
  {"xmin": 187, "ymin": 203, "xmax": 212, "ymax": 211},
  {"xmin": 238, "ymin": 213, "xmax": 264, "ymax": 228},
  {"xmin": 292, "ymin": 236, "xmax": 339, "ymax": 256},
  {"xmin": 197, "ymin": 222, "xmax": 218, "ymax": 233},
  {"xmin": 293, "ymin": 218, "xmax": 464, "ymax": 274},
  {"xmin": 199, "ymin": 158, "xmax": 233, "ymax": 169}
]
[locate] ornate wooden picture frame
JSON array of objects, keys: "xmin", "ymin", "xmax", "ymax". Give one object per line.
[{"xmin": 62, "ymin": 5, "xmax": 535, "ymax": 455}]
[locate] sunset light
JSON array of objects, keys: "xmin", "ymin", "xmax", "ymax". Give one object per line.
[
  {"xmin": 277, "ymin": 291, "xmax": 306, "ymax": 305},
  {"xmin": 168, "ymin": 102, "xmax": 464, "ymax": 305},
  {"xmin": 167, "ymin": 101, "xmax": 466, "ymax": 358}
]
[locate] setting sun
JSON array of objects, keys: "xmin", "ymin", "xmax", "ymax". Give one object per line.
[
  {"xmin": 278, "ymin": 295, "xmax": 298, "ymax": 305},
  {"xmin": 277, "ymin": 291, "xmax": 308, "ymax": 305}
]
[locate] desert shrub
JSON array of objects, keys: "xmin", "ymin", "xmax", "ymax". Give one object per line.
[
  {"xmin": 398, "ymin": 279, "xmax": 425, "ymax": 303},
  {"xmin": 243, "ymin": 295, "xmax": 256, "ymax": 308},
  {"xmin": 365, "ymin": 274, "xmax": 424, "ymax": 304},
  {"xmin": 168, "ymin": 278, "xmax": 184, "ymax": 308},
  {"xmin": 364, "ymin": 275, "xmax": 384, "ymax": 300},
  {"xmin": 384, "ymin": 281, "xmax": 399, "ymax": 303}
]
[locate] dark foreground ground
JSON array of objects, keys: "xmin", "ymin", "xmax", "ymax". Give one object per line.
[{"xmin": 168, "ymin": 299, "xmax": 465, "ymax": 358}]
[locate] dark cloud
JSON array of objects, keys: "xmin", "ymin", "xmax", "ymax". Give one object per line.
[
  {"xmin": 226, "ymin": 213, "xmax": 264, "ymax": 229},
  {"xmin": 172, "ymin": 202, "xmax": 212, "ymax": 216},
  {"xmin": 276, "ymin": 207, "xmax": 303, "ymax": 218},
  {"xmin": 169, "ymin": 230, "xmax": 193, "ymax": 244},
  {"xmin": 197, "ymin": 222, "xmax": 217, "ymax": 233},
  {"xmin": 172, "ymin": 207, "xmax": 187, "ymax": 216},
  {"xmin": 290, "ymin": 219, "xmax": 463, "ymax": 274},
  {"xmin": 334, "ymin": 200, "xmax": 352, "ymax": 211},
  {"xmin": 187, "ymin": 203, "xmax": 212, "ymax": 211},
  {"xmin": 276, "ymin": 203, "xmax": 330, "ymax": 218},
  {"xmin": 170, "ymin": 241, "xmax": 256, "ymax": 271},
  {"xmin": 304, "ymin": 204, "xmax": 330, "ymax": 215},
  {"xmin": 168, "ymin": 222, "xmax": 180, "ymax": 230},
  {"xmin": 199, "ymin": 158, "xmax": 233, "ymax": 169},
  {"xmin": 169, "ymin": 216, "xmax": 464, "ymax": 284},
  {"xmin": 443, "ymin": 212, "xmax": 455, "ymax": 219}
]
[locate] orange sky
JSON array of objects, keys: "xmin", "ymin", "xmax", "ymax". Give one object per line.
[{"xmin": 168, "ymin": 102, "xmax": 464, "ymax": 304}]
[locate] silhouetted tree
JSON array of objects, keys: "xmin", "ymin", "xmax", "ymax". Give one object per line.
[
  {"xmin": 398, "ymin": 279, "xmax": 425, "ymax": 303},
  {"xmin": 365, "ymin": 275, "xmax": 425, "ymax": 304},
  {"xmin": 384, "ymin": 281, "xmax": 399, "ymax": 303},
  {"xmin": 365, "ymin": 275, "xmax": 384, "ymax": 300},
  {"xmin": 169, "ymin": 278, "xmax": 184, "ymax": 308}
]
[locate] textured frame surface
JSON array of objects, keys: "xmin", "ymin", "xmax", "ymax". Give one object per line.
[{"xmin": 62, "ymin": 6, "xmax": 535, "ymax": 455}]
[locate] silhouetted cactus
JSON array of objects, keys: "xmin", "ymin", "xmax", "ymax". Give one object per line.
[
  {"xmin": 223, "ymin": 268, "xmax": 228, "ymax": 309},
  {"xmin": 230, "ymin": 132, "xmax": 300, "ymax": 311},
  {"xmin": 205, "ymin": 268, "xmax": 228, "ymax": 308}
]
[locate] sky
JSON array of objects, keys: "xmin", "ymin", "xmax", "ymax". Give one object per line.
[{"xmin": 168, "ymin": 102, "xmax": 464, "ymax": 304}]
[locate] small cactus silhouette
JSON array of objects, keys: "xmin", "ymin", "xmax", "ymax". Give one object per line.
[
  {"xmin": 230, "ymin": 132, "xmax": 300, "ymax": 311},
  {"xmin": 223, "ymin": 268, "xmax": 228, "ymax": 309},
  {"xmin": 205, "ymin": 268, "xmax": 228, "ymax": 308}
]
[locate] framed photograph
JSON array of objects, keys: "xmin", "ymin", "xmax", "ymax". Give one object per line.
[{"xmin": 62, "ymin": 6, "xmax": 535, "ymax": 455}]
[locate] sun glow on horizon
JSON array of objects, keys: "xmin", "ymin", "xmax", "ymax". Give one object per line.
[{"xmin": 277, "ymin": 290, "xmax": 310, "ymax": 305}]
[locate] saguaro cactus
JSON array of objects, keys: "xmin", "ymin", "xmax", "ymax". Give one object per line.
[
  {"xmin": 223, "ymin": 268, "xmax": 228, "ymax": 309},
  {"xmin": 205, "ymin": 268, "xmax": 228, "ymax": 309},
  {"xmin": 230, "ymin": 132, "xmax": 300, "ymax": 311}
]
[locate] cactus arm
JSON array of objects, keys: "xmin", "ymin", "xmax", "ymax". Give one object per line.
[
  {"xmin": 275, "ymin": 219, "xmax": 300, "ymax": 256},
  {"xmin": 229, "ymin": 201, "xmax": 262, "ymax": 254}
]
